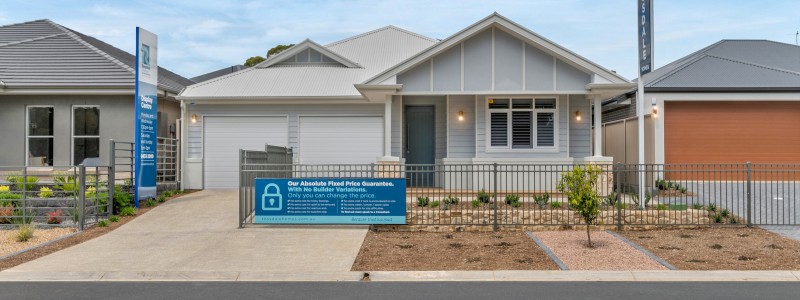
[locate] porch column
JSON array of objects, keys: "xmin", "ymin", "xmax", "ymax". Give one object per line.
[
  {"xmin": 383, "ymin": 97, "xmax": 392, "ymax": 157},
  {"xmin": 593, "ymin": 95, "xmax": 602, "ymax": 156}
]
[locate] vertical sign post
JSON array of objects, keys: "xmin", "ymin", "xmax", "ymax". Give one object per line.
[
  {"xmin": 637, "ymin": 0, "xmax": 653, "ymax": 209},
  {"xmin": 134, "ymin": 27, "xmax": 158, "ymax": 206}
]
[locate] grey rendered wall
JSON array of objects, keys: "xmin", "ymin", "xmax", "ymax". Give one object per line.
[
  {"xmin": 186, "ymin": 103, "xmax": 385, "ymax": 161},
  {"xmin": 158, "ymin": 98, "xmax": 181, "ymax": 138},
  {"xmin": 401, "ymin": 96, "xmax": 447, "ymax": 160},
  {"xmin": 0, "ymin": 95, "xmax": 134, "ymax": 166},
  {"xmin": 447, "ymin": 95, "xmax": 476, "ymax": 158},
  {"xmin": 397, "ymin": 26, "xmax": 592, "ymax": 93},
  {"xmin": 475, "ymin": 95, "xmax": 570, "ymax": 159},
  {"xmin": 568, "ymin": 95, "xmax": 591, "ymax": 157}
]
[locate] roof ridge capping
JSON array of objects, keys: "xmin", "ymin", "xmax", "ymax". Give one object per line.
[
  {"xmin": 254, "ymin": 38, "xmax": 363, "ymax": 69},
  {"xmin": 362, "ymin": 12, "xmax": 629, "ymax": 85},
  {"xmin": 44, "ymin": 20, "xmax": 135, "ymax": 74},
  {"xmin": 325, "ymin": 25, "xmax": 438, "ymax": 48}
]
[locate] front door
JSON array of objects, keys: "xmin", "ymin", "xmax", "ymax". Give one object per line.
[{"xmin": 405, "ymin": 106, "xmax": 435, "ymax": 187}]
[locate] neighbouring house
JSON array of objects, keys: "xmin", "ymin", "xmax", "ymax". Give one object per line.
[
  {"xmin": 601, "ymin": 40, "xmax": 800, "ymax": 166},
  {"xmin": 178, "ymin": 13, "xmax": 633, "ymax": 189},
  {"xmin": 191, "ymin": 65, "xmax": 246, "ymax": 83},
  {"xmin": 0, "ymin": 19, "xmax": 194, "ymax": 168}
]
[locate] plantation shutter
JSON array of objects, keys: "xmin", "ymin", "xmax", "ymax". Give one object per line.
[
  {"xmin": 490, "ymin": 112, "xmax": 508, "ymax": 147},
  {"xmin": 511, "ymin": 111, "xmax": 532, "ymax": 148},
  {"xmin": 536, "ymin": 112, "xmax": 555, "ymax": 147}
]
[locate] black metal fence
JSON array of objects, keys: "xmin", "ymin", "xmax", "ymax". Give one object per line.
[
  {"xmin": 0, "ymin": 165, "xmax": 113, "ymax": 230},
  {"xmin": 238, "ymin": 161, "xmax": 800, "ymax": 229},
  {"xmin": 239, "ymin": 145, "xmax": 294, "ymax": 227}
]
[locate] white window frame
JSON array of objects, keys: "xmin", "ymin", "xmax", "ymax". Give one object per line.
[
  {"xmin": 71, "ymin": 105, "xmax": 101, "ymax": 165},
  {"xmin": 485, "ymin": 96, "xmax": 559, "ymax": 153},
  {"xmin": 26, "ymin": 105, "xmax": 54, "ymax": 167}
]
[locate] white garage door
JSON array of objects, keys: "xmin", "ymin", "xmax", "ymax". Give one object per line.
[
  {"xmin": 204, "ymin": 116, "xmax": 288, "ymax": 188},
  {"xmin": 299, "ymin": 116, "xmax": 383, "ymax": 164}
]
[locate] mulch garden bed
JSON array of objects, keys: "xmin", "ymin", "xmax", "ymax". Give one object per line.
[
  {"xmin": 352, "ymin": 231, "xmax": 559, "ymax": 271},
  {"xmin": 0, "ymin": 190, "xmax": 197, "ymax": 271},
  {"xmin": 618, "ymin": 227, "xmax": 800, "ymax": 270}
]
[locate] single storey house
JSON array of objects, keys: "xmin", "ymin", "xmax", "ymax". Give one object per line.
[
  {"xmin": 602, "ymin": 40, "xmax": 800, "ymax": 166},
  {"xmin": 178, "ymin": 13, "xmax": 633, "ymax": 189},
  {"xmin": 0, "ymin": 19, "xmax": 194, "ymax": 167}
]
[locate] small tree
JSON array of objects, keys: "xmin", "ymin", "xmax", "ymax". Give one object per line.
[
  {"xmin": 556, "ymin": 165, "xmax": 602, "ymax": 247},
  {"xmin": 244, "ymin": 56, "xmax": 266, "ymax": 67}
]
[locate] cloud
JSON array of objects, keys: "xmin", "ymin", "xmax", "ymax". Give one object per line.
[{"xmin": 177, "ymin": 19, "xmax": 231, "ymax": 38}]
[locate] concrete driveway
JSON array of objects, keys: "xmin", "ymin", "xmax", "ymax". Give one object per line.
[{"xmin": 2, "ymin": 190, "xmax": 368, "ymax": 276}]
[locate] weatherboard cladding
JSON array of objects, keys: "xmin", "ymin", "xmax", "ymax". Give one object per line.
[
  {"xmin": 0, "ymin": 19, "xmax": 192, "ymax": 93},
  {"xmin": 180, "ymin": 26, "xmax": 438, "ymax": 98}
]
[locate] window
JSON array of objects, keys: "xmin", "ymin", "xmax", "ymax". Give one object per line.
[
  {"xmin": 27, "ymin": 106, "xmax": 54, "ymax": 166},
  {"xmin": 487, "ymin": 98, "xmax": 557, "ymax": 150},
  {"xmin": 73, "ymin": 106, "xmax": 100, "ymax": 165}
]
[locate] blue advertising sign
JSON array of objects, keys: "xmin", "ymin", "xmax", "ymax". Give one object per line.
[
  {"xmin": 254, "ymin": 178, "xmax": 407, "ymax": 224},
  {"xmin": 134, "ymin": 27, "xmax": 158, "ymax": 205},
  {"xmin": 638, "ymin": 0, "xmax": 654, "ymax": 75}
]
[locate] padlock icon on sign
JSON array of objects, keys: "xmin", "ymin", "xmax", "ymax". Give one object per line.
[{"xmin": 261, "ymin": 183, "xmax": 282, "ymax": 211}]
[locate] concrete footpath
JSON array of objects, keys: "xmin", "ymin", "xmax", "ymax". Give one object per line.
[{"xmin": 0, "ymin": 190, "xmax": 368, "ymax": 277}]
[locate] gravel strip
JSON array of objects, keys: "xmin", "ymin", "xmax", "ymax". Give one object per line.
[
  {"xmin": 606, "ymin": 230, "xmax": 677, "ymax": 270},
  {"xmin": 525, "ymin": 232, "xmax": 568, "ymax": 270},
  {"xmin": 533, "ymin": 231, "xmax": 668, "ymax": 271},
  {"xmin": 0, "ymin": 227, "xmax": 77, "ymax": 258}
]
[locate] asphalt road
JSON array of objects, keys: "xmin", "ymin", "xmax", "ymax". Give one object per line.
[{"xmin": 2, "ymin": 281, "xmax": 799, "ymax": 300}]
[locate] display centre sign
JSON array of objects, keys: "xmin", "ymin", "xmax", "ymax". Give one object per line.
[
  {"xmin": 134, "ymin": 27, "xmax": 158, "ymax": 205},
  {"xmin": 254, "ymin": 178, "xmax": 406, "ymax": 224}
]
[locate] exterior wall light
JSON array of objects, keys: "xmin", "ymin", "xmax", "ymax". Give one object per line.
[
  {"xmin": 191, "ymin": 114, "xmax": 197, "ymax": 123},
  {"xmin": 651, "ymin": 97, "xmax": 658, "ymax": 117},
  {"xmin": 575, "ymin": 110, "xmax": 581, "ymax": 121},
  {"xmin": 458, "ymin": 111, "xmax": 464, "ymax": 121}
]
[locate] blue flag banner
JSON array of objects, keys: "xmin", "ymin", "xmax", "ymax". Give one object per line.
[
  {"xmin": 134, "ymin": 27, "xmax": 158, "ymax": 205},
  {"xmin": 254, "ymin": 178, "xmax": 407, "ymax": 224}
]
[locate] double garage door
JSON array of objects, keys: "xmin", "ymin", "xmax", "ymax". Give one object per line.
[
  {"xmin": 203, "ymin": 116, "xmax": 383, "ymax": 188},
  {"xmin": 665, "ymin": 101, "xmax": 800, "ymax": 165}
]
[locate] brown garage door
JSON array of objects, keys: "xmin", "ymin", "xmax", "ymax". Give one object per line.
[
  {"xmin": 665, "ymin": 101, "xmax": 800, "ymax": 164},
  {"xmin": 664, "ymin": 101, "xmax": 800, "ymax": 180}
]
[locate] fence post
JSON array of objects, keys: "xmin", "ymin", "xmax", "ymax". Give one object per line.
[
  {"xmin": 78, "ymin": 164, "xmax": 86, "ymax": 231},
  {"xmin": 22, "ymin": 167, "xmax": 28, "ymax": 227},
  {"xmin": 746, "ymin": 161, "xmax": 752, "ymax": 227},
  {"xmin": 108, "ymin": 139, "xmax": 115, "ymax": 216},
  {"xmin": 239, "ymin": 149, "xmax": 244, "ymax": 228},
  {"xmin": 492, "ymin": 163, "xmax": 498, "ymax": 232},
  {"xmin": 616, "ymin": 163, "xmax": 623, "ymax": 231}
]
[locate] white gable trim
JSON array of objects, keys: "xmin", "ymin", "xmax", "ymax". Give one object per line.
[
  {"xmin": 364, "ymin": 13, "xmax": 629, "ymax": 86},
  {"xmin": 255, "ymin": 39, "xmax": 362, "ymax": 69}
]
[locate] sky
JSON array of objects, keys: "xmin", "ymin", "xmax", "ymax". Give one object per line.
[{"xmin": 2, "ymin": 0, "xmax": 798, "ymax": 80}]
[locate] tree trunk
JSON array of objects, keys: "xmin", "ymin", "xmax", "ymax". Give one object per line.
[{"xmin": 586, "ymin": 223, "xmax": 592, "ymax": 247}]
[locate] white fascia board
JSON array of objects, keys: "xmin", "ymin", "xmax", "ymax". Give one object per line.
[
  {"xmin": 175, "ymin": 96, "xmax": 370, "ymax": 105},
  {"xmin": 254, "ymin": 39, "xmax": 362, "ymax": 69},
  {"xmin": 354, "ymin": 84, "xmax": 402, "ymax": 103},
  {"xmin": 0, "ymin": 88, "xmax": 134, "ymax": 95},
  {"xmin": 395, "ymin": 90, "xmax": 589, "ymax": 96},
  {"xmin": 647, "ymin": 92, "xmax": 800, "ymax": 101}
]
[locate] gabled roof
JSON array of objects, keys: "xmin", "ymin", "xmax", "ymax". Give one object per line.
[
  {"xmin": 255, "ymin": 39, "xmax": 362, "ymax": 68},
  {"xmin": 643, "ymin": 40, "xmax": 800, "ymax": 91},
  {"xmin": 0, "ymin": 19, "xmax": 193, "ymax": 94},
  {"xmin": 179, "ymin": 26, "xmax": 438, "ymax": 99},
  {"xmin": 364, "ymin": 12, "xmax": 630, "ymax": 85},
  {"xmin": 191, "ymin": 64, "xmax": 246, "ymax": 82}
]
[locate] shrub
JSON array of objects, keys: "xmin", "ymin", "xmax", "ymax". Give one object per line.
[
  {"xmin": 0, "ymin": 185, "xmax": 9, "ymax": 192},
  {"xmin": 477, "ymin": 189, "xmax": 491, "ymax": 203},
  {"xmin": 504, "ymin": 194, "xmax": 520, "ymax": 205},
  {"xmin": 557, "ymin": 165, "xmax": 602, "ymax": 247},
  {"xmin": 85, "ymin": 186, "xmax": 97, "ymax": 198},
  {"xmin": 38, "ymin": 187, "xmax": 53, "ymax": 198},
  {"xmin": 8, "ymin": 175, "xmax": 38, "ymax": 191},
  {"xmin": 616, "ymin": 202, "xmax": 628, "ymax": 209},
  {"xmin": 656, "ymin": 204, "xmax": 668, "ymax": 211},
  {"xmin": 430, "ymin": 200, "xmax": 440, "ymax": 208},
  {"xmin": 533, "ymin": 193, "xmax": 550, "ymax": 209},
  {"xmin": 656, "ymin": 178, "xmax": 668, "ymax": 190},
  {"xmin": 730, "ymin": 216, "xmax": 738, "ymax": 224},
  {"xmin": 164, "ymin": 191, "xmax": 174, "ymax": 197},
  {"xmin": 601, "ymin": 193, "xmax": 617, "ymax": 207},
  {"xmin": 550, "ymin": 201, "xmax": 563, "ymax": 209},
  {"xmin": 511, "ymin": 200, "xmax": 522, "ymax": 208},
  {"xmin": 0, "ymin": 202, "xmax": 13, "ymax": 224},
  {"xmin": 416, "ymin": 196, "xmax": 429, "ymax": 207},
  {"xmin": 157, "ymin": 195, "xmax": 166, "ymax": 203},
  {"xmin": 113, "ymin": 186, "xmax": 134, "ymax": 214},
  {"xmin": 12, "ymin": 208, "xmax": 32, "ymax": 224},
  {"xmin": 443, "ymin": 195, "xmax": 459, "ymax": 205},
  {"xmin": 714, "ymin": 214, "xmax": 723, "ymax": 223},
  {"xmin": 97, "ymin": 220, "xmax": 108, "ymax": 227},
  {"xmin": 471, "ymin": 199, "xmax": 481, "ymax": 208},
  {"xmin": 692, "ymin": 203, "xmax": 703, "ymax": 210},
  {"xmin": 53, "ymin": 172, "xmax": 78, "ymax": 194},
  {"xmin": 679, "ymin": 187, "xmax": 688, "ymax": 194},
  {"xmin": 146, "ymin": 199, "xmax": 157, "ymax": 207},
  {"xmin": 46, "ymin": 209, "xmax": 64, "ymax": 224},
  {"xmin": 720, "ymin": 208, "xmax": 730, "ymax": 218},
  {"xmin": 109, "ymin": 215, "xmax": 120, "ymax": 222},
  {"xmin": 707, "ymin": 203, "xmax": 717, "ymax": 213},
  {"xmin": 0, "ymin": 192, "xmax": 21, "ymax": 200},
  {"xmin": 119, "ymin": 206, "xmax": 136, "ymax": 216},
  {"xmin": 16, "ymin": 224, "xmax": 34, "ymax": 242}
]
